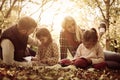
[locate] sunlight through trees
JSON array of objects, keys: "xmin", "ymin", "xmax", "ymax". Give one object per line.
[{"xmin": 0, "ymin": 0, "xmax": 120, "ymax": 51}]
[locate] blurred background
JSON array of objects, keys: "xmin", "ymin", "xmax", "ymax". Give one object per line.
[{"xmin": 0, "ymin": 0, "xmax": 120, "ymax": 52}]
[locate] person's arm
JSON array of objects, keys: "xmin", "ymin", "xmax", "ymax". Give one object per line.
[
  {"xmin": 59, "ymin": 32, "xmax": 67, "ymax": 59},
  {"xmin": 27, "ymin": 37, "xmax": 40, "ymax": 46},
  {"xmin": 91, "ymin": 44, "xmax": 105, "ymax": 64},
  {"xmin": 74, "ymin": 44, "xmax": 82, "ymax": 59},
  {"xmin": 1, "ymin": 39, "xmax": 14, "ymax": 65},
  {"xmin": 31, "ymin": 51, "xmax": 39, "ymax": 61},
  {"xmin": 1, "ymin": 39, "xmax": 32, "ymax": 66}
]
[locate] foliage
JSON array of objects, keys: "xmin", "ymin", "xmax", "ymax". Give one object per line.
[
  {"xmin": 0, "ymin": 64, "xmax": 120, "ymax": 80},
  {"xmin": 0, "ymin": 0, "xmax": 120, "ymax": 51}
]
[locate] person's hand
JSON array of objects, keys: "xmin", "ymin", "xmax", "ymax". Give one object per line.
[
  {"xmin": 31, "ymin": 57, "xmax": 38, "ymax": 61},
  {"xmin": 59, "ymin": 59, "xmax": 72, "ymax": 67},
  {"xmin": 87, "ymin": 59, "xmax": 92, "ymax": 65},
  {"xmin": 80, "ymin": 57, "xmax": 92, "ymax": 65}
]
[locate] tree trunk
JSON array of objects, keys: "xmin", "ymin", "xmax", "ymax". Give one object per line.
[{"xmin": 104, "ymin": 0, "xmax": 111, "ymax": 50}]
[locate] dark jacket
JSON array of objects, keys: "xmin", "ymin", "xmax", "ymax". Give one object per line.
[{"xmin": 0, "ymin": 25, "xmax": 28, "ymax": 61}]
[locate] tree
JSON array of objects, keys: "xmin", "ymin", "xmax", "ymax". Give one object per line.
[
  {"xmin": 0, "ymin": 0, "xmax": 56, "ymax": 30},
  {"xmin": 81, "ymin": 0, "xmax": 120, "ymax": 50},
  {"xmin": 0, "ymin": 0, "xmax": 21, "ymax": 30}
]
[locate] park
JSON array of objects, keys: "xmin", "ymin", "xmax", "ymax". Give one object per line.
[{"xmin": 0, "ymin": 0, "xmax": 120, "ymax": 80}]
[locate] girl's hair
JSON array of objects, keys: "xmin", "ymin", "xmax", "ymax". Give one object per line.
[
  {"xmin": 83, "ymin": 28, "xmax": 98, "ymax": 43},
  {"xmin": 17, "ymin": 16, "xmax": 37, "ymax": 30},
  {"xmin": 36, "ymin": 27, "xmax": 52, "ymax": 45},
  {"xmin": 62, "ymin": 16, "xmax": 76, "ymax": 30},
  {"xmin": 61, "ymin": 16, "xmax": 82, "ymax": 42}
]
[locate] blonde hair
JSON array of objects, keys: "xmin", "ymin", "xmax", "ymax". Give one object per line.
[{"xmin": 61, "ymin": 16, "xmax": 82, "ymax": 42}]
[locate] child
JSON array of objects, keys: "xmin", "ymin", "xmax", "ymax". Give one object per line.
[
  {"xmin": 60, "ymin": 28, "xmax": 106, "ymax": 69},
  {"xmin": 32, "ymin": 27, "xmax": 59, "ymax": 66}
]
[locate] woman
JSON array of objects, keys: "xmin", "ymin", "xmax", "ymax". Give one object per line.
[{"xmin": 59, "ymin": 16, "xmax": 82, "ymax": 59}]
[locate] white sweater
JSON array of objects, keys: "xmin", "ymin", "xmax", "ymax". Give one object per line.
[
  {"xmin": 74, "ymin": 43, "xmax": 105, "ymax": 64},
  {"xmin": 0, "ymin": 37, "xmax": 40, "ymax": 66}
]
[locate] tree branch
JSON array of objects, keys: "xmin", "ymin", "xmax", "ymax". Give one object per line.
[
  {"xmin": 110, "ymin": 0, "xmax": 116, "ymax": 6},
  {"xmin": 95, "ymin": 0, "xmax": 106, "ymax": 20},
  {"xmin": 0, "ymin": 0, "xmax": 6, "ymax": 11}
]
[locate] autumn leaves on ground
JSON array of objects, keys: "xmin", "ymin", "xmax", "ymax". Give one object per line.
[{"xmin": 0, "ymin": 64, "xmax": 120, "ymax": 80}]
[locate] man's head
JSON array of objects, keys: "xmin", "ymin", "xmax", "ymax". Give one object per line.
[
  {"xmin": 17, "ymin": 16, "xmax": 37, "ymax": 35},
  {"xmin": 98, "ymin": 22, "xmax": 106, "ymax": 38}
]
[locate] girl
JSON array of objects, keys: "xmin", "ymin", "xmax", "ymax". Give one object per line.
[
  {"xmin": 60, "ymin": 28, "xmax": 106, "ymax": 69},
  {"xmin": 59, "ymin": 16, "xmax": 82, "ymax": 59},
  {"xmin": 32, "ymin": 27, "xmax": 59, "ymax": 66}
]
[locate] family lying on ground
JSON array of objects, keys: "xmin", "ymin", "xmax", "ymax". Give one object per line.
[{"xmin": 0, "ymin": 16, "xmax": 120, "ymax": 69}]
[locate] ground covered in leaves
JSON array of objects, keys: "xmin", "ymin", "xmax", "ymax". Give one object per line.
[{"xmin": 0, "ymin": 64, "xmax": 120, "ymax": 80}]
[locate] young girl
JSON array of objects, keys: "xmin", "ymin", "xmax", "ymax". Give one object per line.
[
  {"xmin": 32, "ymin": 27, "xmax": 59, "ymax": 66},
  {"xmin": 60, "ymin": 28, "xmax": 106, "ymax": 69},
  {"xmin": 59, "ymin": 16, "xmax": 82, "ymax": 59}
]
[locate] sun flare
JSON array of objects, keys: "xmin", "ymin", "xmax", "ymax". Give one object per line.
[{"xmin": 21, "ymin": 0, "xmax": 76, "ymax": 34}]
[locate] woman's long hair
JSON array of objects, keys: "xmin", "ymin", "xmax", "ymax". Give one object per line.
[{"xmin": 61, "ymin": 16, "xmax": 82, "ymax": 42}]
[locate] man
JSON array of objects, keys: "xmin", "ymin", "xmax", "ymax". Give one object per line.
[
  {"xmin": 0, "ymin": 16, "xmax": 39, "ymax": 66},
  {"xmin": 98, "ymin": 22, "xmax": 120, "ymax": 69}
]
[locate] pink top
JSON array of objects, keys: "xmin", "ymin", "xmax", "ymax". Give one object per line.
[{"xmin": 74, "ymin": 43, "xmax": 104, "ymax": 64}]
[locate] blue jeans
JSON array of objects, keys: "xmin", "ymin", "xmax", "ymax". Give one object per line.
[{"xmin": 104, "ymin": 50, "xmax": 120, "ymax": 69}]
